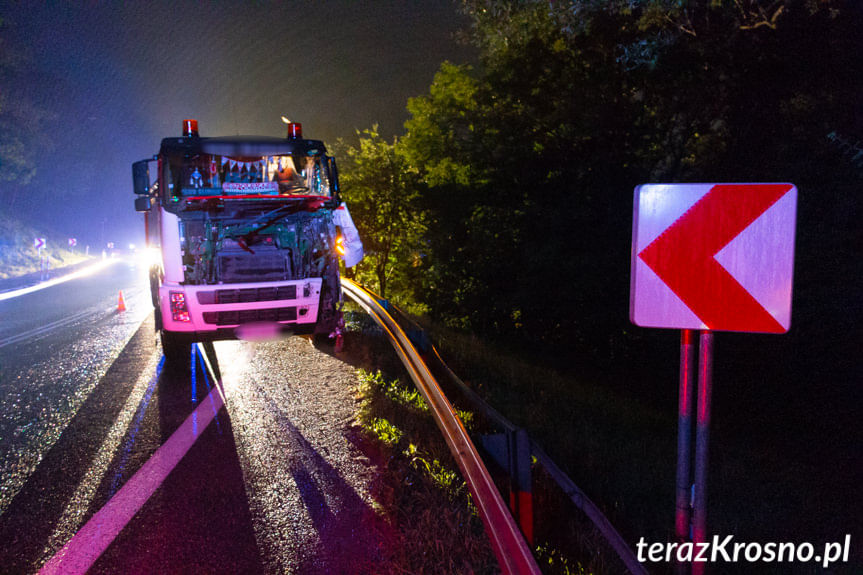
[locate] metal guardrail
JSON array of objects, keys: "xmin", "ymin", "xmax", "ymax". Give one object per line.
[
  {"xmin": 340, "ymin": 278, "xmax": 541, "ymax": 575},
  {"xmin": 431, "ymin": 346, "xmax": 648, "ymax": 575},
  {"xmin": 355, "ymin": 289, "xmax": 648, "ymax": 575}
]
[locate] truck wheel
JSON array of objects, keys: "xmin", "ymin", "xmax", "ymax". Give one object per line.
[{"xmin": 160, "ymin": 330, "xmax": 191, "ymax": 369}]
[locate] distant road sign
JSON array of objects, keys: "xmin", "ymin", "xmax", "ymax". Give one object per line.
[
  {"xmin": 68, "ymin": 238, "xmax": 77, "ymax": 247},
  {"xmin": 34, "ymin": 238, "xmax": 46, "ymax": 250},
  {"xmin": 630, "ymin": 183, "xmax": 797, "ymax": 333}
]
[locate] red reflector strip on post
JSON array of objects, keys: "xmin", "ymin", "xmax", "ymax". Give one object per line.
[{"xmin": 511, "ymin": 491, "xmax": 534, "ymax": 546}]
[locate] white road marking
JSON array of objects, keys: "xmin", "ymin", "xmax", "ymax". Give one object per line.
[
  {"xmin": 38, "ymin": 353, "xmax": 163, "ymax": 562},
  {"xmin": 0, "ymin": 309, "xmax": 96, "ymax": 349},
  {"xmin": 38, "ymin": 349, "xmax": 225, "ymax": 575}
]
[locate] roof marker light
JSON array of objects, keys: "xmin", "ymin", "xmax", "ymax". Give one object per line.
[
  {"xmin": 182, "ymin": 119, "xmax": 199, "ymax": 138},
  {"xmin": 286, "ymin": 122, "xmax": 302, "ymax": 139}
]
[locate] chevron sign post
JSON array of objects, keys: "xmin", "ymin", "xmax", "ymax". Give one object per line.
[{"xmin": 629, "ymin": 183, "xmax": 797, "ymax": 575}]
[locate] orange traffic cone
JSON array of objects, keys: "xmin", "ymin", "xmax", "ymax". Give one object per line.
[{"xmin": 117, "ymin": 290, "xmax": 126, "ymax": 312}]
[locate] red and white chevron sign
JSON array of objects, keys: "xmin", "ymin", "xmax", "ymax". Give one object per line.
[{"xmin": 630, "ymin": 183, "xmax": 797, "ymax": 333}]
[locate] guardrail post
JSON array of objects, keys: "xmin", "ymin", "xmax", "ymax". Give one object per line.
[
  {"xmin": 406, "ymin": 328, "xmax": 431, "ymax": 355},
  {"xmin": 509, "ymin": 428, "xmax": 534, "ymax": 545},
  {"xmin": 479, "ymin": 433, "xmax": 509, "ymax": 470},
  {"xmin": 478, "ymin": 429, "xmax": 534, "ymax": 545}
]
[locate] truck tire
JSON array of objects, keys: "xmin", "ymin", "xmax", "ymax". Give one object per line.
[{"xmin": 160, "ymin": 330, "xmax": 191, "ymax": 369}]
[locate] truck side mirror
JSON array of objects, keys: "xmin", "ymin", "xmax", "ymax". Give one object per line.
[
  {"xmin": 325, "ymin": 156, "xmax": 340, "ymax": 197},
  {"xmin": 135, "ymin": 196, "xmax": 152, "ymax": 212},
  {"xmin": 133, "ymin": 160, "xmax": 152, "ymax": 195}
]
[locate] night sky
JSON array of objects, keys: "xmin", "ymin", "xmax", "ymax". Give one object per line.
[{"xmin": 2, "ymin": 1, "xmax": 473, "ymax": 247}]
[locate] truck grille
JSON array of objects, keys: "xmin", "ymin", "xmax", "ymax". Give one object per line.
[
  {"xmin": 197, "ymin": 285, "xmax": 297, "ymax": 305},
  {"xmin": 217, "ymin": 249, "xmax": 290, "ymax": 283},
  {"xmin": 202, "ymin": 307, "xmax": 298, "ymax": 325}
]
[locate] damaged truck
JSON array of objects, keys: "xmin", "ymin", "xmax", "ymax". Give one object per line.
[{"xmin": 133, "ymin": 119, "xmax": 362, "ymax": 363}]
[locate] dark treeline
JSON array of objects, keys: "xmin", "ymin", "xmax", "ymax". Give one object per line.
[
  {"xmin": 340, "ymin": 0, "xmax": 862, "ymax": 369},
  {"xmin": 0, "ymin": 17, "xmax": 53, "ymax": 212}
]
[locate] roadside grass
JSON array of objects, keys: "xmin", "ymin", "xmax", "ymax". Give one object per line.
[
  {"xmin": 345, "ymin": 309, "xmax": 605, "ymax": 574},
  {"xmin": 353, "ymin": 368, "xmax": 499, "ymax": 574},
  {"xmin": 0, "ymin": 213, "xmax": 90, "ymax": 279},
  {"xmin": 422, "ymin": 322, "xmax": 676, "ymax": 540},
  {"xmin": 414, "ymin": 322, "xmax": 862, "ymax": 573},
  {"xmin": 344, "ymin": 303, "xmax": 861, "ymax": 573}
]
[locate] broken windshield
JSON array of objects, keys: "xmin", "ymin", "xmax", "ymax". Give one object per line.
[{"xmin": 165, "ymin": 153, "xmax": 332, "ymax": 200}]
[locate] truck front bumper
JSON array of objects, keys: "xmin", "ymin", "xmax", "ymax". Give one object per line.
[{"xmin": 159, "ymin": 278, "xmax": 322, "ymax": 336}]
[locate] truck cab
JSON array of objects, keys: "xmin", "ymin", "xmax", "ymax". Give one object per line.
[{"xmin": 133, "ymin": 120, "xmax": 362, "ymax": 362}]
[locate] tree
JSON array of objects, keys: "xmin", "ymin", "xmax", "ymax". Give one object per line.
[
  {"xmin": 337, "ymin": 127, "xmax": 426, "ymax": 301},
  {"xmin": 400, "ymin": 0, "xmax": 862, "ymax": 356},
  {"xmin": 0, "ymin": 19, "xmax": 50, "ymax": 210}
]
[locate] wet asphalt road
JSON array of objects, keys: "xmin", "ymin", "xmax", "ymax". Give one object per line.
[
  {"xmin": 0, "ymin": 258, "xmax": 153, "ymax": 518},
  {"xmin": 0, "ymin": 261, "xmax": 393, "ymax": 574}
]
